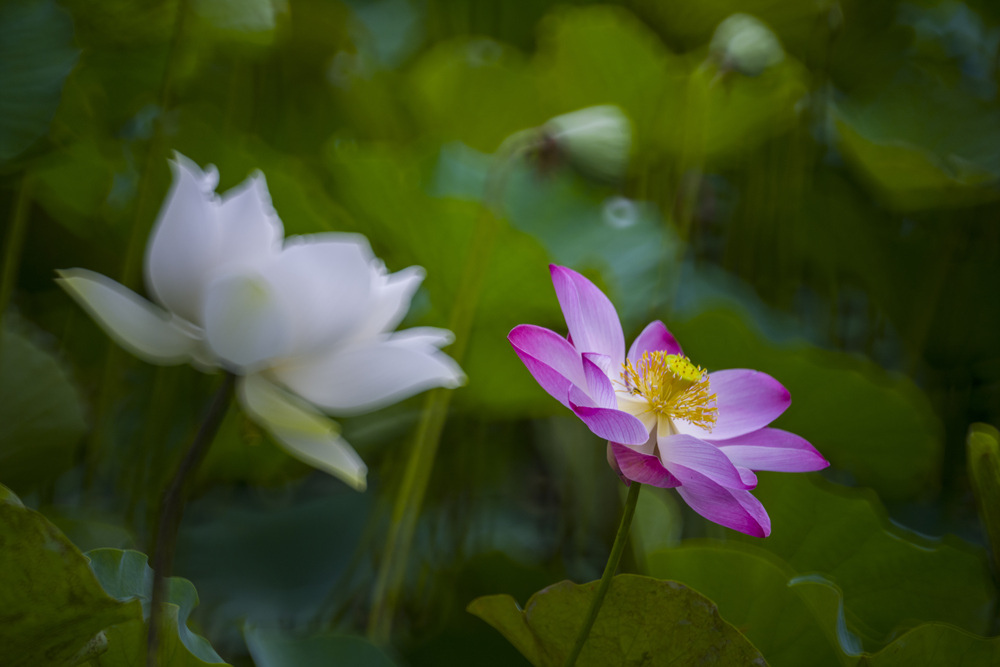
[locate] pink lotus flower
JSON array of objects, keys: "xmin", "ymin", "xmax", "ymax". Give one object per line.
[{"xmin": 508, "ymin": 265, "xmax": 828, "ymax": 537}]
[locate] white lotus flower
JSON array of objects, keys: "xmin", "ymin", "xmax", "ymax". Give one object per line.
[{"xmin": 57, "ymin": 154, "xmax": 465, "ymax": 491}]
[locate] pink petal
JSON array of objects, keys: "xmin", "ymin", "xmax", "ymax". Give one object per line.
[
  {"xmin": 609, "ymin": 441, "xmax": 681, "ymax": 488},
  {"xmin": 713, "ymin": 428, "xmax": 829, "ymax": 472},
  {"xmin": 549, "ymin": 265, "xmax": 625, "ymax": 367},
  {"xmin": 582, "ymin": 353, "xmax": 616, "ymax": 409},
  {"xmin": 737, "ymin": 467, "xmax": 758, "ymax": 487},
  {"xmin": 674, "ymin": 369, "xmax": 790, "ymax": 440},
  {"xmin": 509, "ymin": 325, "xmax": 586, "ymax": 410},
  {"xmin": 583, "ymin": 350, "xmax": 613, "ymax": 377},
  {"xmin": 569, "ymin": 387, "xmax": 649, "ymax": 445},
  {"xmin": 671, "ymin": 466, "xmax": 771, "ymax": 537},
  {"xmin": 627, "ymin": 320, "xmax": 682, "ymax": 364},
  {"xmin": 660, "ymin": 434, "xmax": 754, "ymax": 490}
]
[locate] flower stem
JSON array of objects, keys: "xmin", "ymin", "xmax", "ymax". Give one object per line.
[
  {"xmin": 366, "ymin": 202, "xmax": 498, "ymax": 644},
  {"xmin": 563, "ymin": 481, "xmax": 642, "ymax": 667},
  {"xmin": 0, "ymin": 174, "xmax": 34, "ymax": 340},
  {"xmin": 146, "ymin": 372, "xmax": 235, "ymax": 667},
  {"xmin": 366, "ymin": 134, "xmax": 538, "ymax": 643}
]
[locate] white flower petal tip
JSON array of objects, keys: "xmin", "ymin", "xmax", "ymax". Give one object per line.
[
  {"xmin": 170, "ymin": 152, "xmax": 219, "ymax": 193},
  {"xmin": 55, "ymin": 268, "xmax": 199, "ymax": 365},
  {"xmin": 359, "ymin": 265, "xmax": 426, "ymax": 338},
  {"xmin": 238, "ymin": 375, "xmax": 368, "ymax": 491}
]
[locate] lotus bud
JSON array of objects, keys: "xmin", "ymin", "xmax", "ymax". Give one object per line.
[
  {"xmin": 710, "ymin": 13, "xmax": 784, "ymax": 77},
  {"xmin": 540, "ymin": 105, "xmax": 633, "ymax": 183}
]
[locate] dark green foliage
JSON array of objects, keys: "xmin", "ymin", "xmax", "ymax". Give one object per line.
[{"xmin": 1, "ymin": 0, "xmax": 999, "ymax": 665}]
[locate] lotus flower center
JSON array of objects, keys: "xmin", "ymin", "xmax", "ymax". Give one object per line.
[{"xmin": 621, "ymin": 351, "xmax": 718, "ymax": 430}]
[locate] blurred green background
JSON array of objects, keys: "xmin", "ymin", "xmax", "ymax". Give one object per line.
[{"xmin": 1, "ymin": 0, "xmax": 1000, "ymax": 665}]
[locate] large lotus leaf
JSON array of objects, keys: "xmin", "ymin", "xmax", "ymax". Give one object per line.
[
  {"xmin": 85, "ymin": 548, "xmax": 228, "ymax": 666},
  {"xmin": 169, "ymin": 485, "xmax": 373, "ymax": 652},
  {"xmin": 323, "ymin": 140, "xmax": 471, "ymax": 291},
  {"xmin": 653, "ymin": 56, "xmax": 809, "ymax": 167},
  {"xmin": 734, "ymin": 474, "xmax": 995, "ymax": 647},
  {"xmin": 0, "ymin": 0, "xmax": 78, "ymax": 163},
  {"xmin": 408, "ymin": 38, "xmax": 542, "ymax": 152},
  {"xmin": 468, "ymin": 574, "xmax": 766, "ymax": 666},
  {"xmin": 245, "ymin": 626, "xmax": 397, "ymax": 667},
  {"xmin": 670, "ymin": 308, "xmax": 942, "ymax": 500},
  {"xmin": 865, "ymin": 623, "xmax": 1000, "ymax": 666},
  {"xmin": 834, "ymin": 78, "xmax": 1000, "ymax": 211},
  {"xmin": 0, "ymin": 326, "xmax": 87, "ymax": 493},
  {"xmin": 32, "ymin": 138, "xmax": 118, "ymax": 237},
  {"xmin": 533, "ymin": 5, "xmax": 684, "ymax": 160},
  {"xmin": 646, "ymin": 542, "xmax": 857, "ymax": 667},
  {"xmin": 0, "ymin": 485, "xmax": 138, "ymax": 667}
]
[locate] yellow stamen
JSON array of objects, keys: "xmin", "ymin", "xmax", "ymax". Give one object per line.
[{"xmin": 621, "ymin": 352, "xmax": 718, "ymax": 430}]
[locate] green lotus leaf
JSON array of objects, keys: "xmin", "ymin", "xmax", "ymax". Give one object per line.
[
  {"xmin": 468, "ymin": 573, "xmax": 766, "ymax": 666},
  {"xmin": 0, "ymin": 325, "xmax": 87, "ymax": 494},
  {"xmin": 0, "ymin": 484, "xmax": 137, "ymax": 667}
]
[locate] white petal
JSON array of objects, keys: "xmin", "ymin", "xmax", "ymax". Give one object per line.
[
  {"xmin": 145, "ymin": 154, "xmax": 223, "ymax": 324},
  {"xmin": 238, "ymin": 374, "xmax": 367, "ymax": 490},
  {"xmin": 273, "ymin": 328, "xmax": 465, "ymax": 415},
  {"xmin": 352, "ymin": 265, "xmax": 425, "ymax": 340},
  {"xmin": 388, "ymin": 326, "xmax": 455, "ymax": 350},
  {"xmin": 56, "ymin": 269, "xmax": 202, "ymax": 365},
  {"xmin": 202, "ymin": 270, "xmax": 295, "ymax": 372},
  {"xmin": 261, "ymin": 234, "xmax": 375, "ymax": 354},
  {"xmin": 215, "ymin": 170, "xmax": 283, "ymax": 271}
]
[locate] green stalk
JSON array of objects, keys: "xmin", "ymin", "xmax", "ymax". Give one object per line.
[
  {"xmin": 366, "ymin": 200, "xmax": 498, "ymax": 645},
  {"xmin": 146, "ymin": 372, "xmax": 235, "ymax": 667},
  {"xmin": 563, "ymin": 482, "xmax": 642, "ymax": 667},
  {"xmin": 0, "ymin": 175, "xmax": 33, "ymax": 339},
  {"xmin": 366, "ymin": 134, "xmax": 536, "ymax": 643}
]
